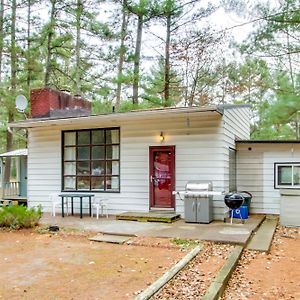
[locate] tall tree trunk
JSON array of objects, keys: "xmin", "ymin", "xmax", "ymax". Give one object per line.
[
  {"xmin": 247, "ymin": 72, "xmax": 251, "ymax": 103},
  {"xmin": 27, "ymin": 0, "xmax": 31, "ymax": 88},
  {"xmin": 4, "ymin": 0, "xmax": 17, "ymax": 182},
  {"xmin": 132, "ymin": 14, "xmax": 143, "ymax": 105},
  {"xmin": 189, "ymin": 66, "xmax": 199, "ymax": 106},
  {"xmin": 116, "ymin": 4, "xmax": 128, "ymax": 108},
  {"xmin": 184, "ymin": 48, "xmax": 189, "ymax": 106},
  {"xmin": 45, "ymin": 0, "xmax": 56, "ymax": 87},
  {"xmin": 284, "ymin": 2, "xmax": 294, "ymax": 91},
  {"xmin": 75, "ymin": 0, "xmax": 82, "ymax": 95},
  {"xmin": 0, "ymin": 0, "xmax": 4, "ymax": 82},
  {"xmin": 164, "ymin": 14, "xmax": 171, "ymax": 107},
  {"xmin": 10, "ymin": 0, "xmax": 17, "ymax": 119}
]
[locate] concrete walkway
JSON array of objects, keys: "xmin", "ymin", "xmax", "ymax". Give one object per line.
[
  {"xmin": 247, "ymin": 215, "xmax": 278, "ymax": 252},
  {"xmin": 41, "ymin": 213, "xmax": 265, "ymax": 245}
]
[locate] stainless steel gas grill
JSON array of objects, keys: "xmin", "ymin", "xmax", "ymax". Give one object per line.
[{"xmin": 173, "ymin": 181, "xmax": 222, "ymax": 223}]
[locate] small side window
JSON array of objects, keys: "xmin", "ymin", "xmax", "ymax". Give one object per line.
[{"xmin": 275, "ymin": 163, "xmax": 300, "ymax": 189}]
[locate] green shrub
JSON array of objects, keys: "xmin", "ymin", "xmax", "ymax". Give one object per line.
[{"xmin": 0, "ymin": 205, "xmax": 43, "ymax": 229}]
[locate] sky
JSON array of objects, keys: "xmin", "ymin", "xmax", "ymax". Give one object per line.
[
  {"xmin": 209, "ymin": 0, "xmax": 276, "ymax": 42},
  {"xmin": 211, "ymin": 7, "xmax": 254, "ymax": 43}
]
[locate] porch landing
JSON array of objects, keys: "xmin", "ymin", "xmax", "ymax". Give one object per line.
[
  {"xmin": 116, "ymin": 211, "xmax": 181, "ymax": 223},
  {"xmin": 40, "ymin": 213, "xmax": 266, "ymax": 245},
  {"xmin": 1, "ymin": 196, "xmax": 27, "ymax": 206}
]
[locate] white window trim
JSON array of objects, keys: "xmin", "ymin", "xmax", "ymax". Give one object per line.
[{"xmin": 275, "ymin": 163, "xmax": 300, "ymax": 189}]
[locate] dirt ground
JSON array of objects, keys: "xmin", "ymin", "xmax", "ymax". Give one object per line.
[
  {"xmin": 223, "ymin": 226, "xmax": 300, "ymax": 300},
  {"xmin": 1, "ymin": 225, "xmax": 298, "ymax": 300},
  {"xmin": 0, "ymin": 227, "xmax": 231, "ymax": 300},
  {"xmin": 152, "ymin": 242, "xmax": 234, "ymax": 299},
  {"xmin": 0, "ymin": 228, "xmax": 186, "ymax": 300}
]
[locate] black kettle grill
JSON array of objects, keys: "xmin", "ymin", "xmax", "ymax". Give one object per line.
[{"xmin": 224, "ymin": 193, "xmax": 245, "ymax": 224}]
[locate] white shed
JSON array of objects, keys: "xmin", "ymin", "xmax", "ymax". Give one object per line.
[
  {"xmin": 236, "ymin": 141, "xmax": 300, "ymax": 226},
  {"xmin": 9, "ymin": 104, "xmax": 250, "ymax": 220}
]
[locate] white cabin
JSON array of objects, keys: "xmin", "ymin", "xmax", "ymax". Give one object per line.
[{"xmin": 9, "ymin": 104, "xmax": 251, "ymax": 220}]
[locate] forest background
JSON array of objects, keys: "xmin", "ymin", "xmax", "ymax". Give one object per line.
[{"xmin": 0, "ymin": 0, "xmax": 299, "ymax": 152}]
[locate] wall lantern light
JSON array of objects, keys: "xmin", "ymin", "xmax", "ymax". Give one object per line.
[{"xmin": 159, "ymin": 131, "xmax": 164, "ymax": 142}]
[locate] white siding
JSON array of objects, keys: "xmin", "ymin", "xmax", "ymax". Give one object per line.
[
  {"xmin": 237, "ymin": 143, "xmax": 300, "ymax": 214},
  {"xmin": 223, "ymin": 106, "xmax": 250, "ymax": 144},
  {"xmin": 27, "ymin": 113, "xmax": 229, "ymax": 218},
  {"xmin": 217, "ymin": 107, "xmax": 251, "ymax": 218}
]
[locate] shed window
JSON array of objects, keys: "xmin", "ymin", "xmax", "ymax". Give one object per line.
[
  {"xmin": 275, "ymin": 163, "xmax": 300, "ymax": 189},
  {"xmin": 62, "ymin": 128, "xmax": 120, "ymax": 192}
]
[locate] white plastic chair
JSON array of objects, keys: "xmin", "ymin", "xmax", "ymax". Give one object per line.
[
  {"xmin": 50, "ymin": 193, "xmax": 69, "ymax": 217},
  {"xmin": 91, "ymin": 198, "xmax": 109, "ymax": 219}
]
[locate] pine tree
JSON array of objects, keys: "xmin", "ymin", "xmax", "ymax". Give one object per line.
[
  {"xmin": 143, "ymin": 58, "xmax": 182, "ymax": 106},
  {"xmin": 3, "ymin": 0, "xmax": 17, "ymax": 182},
  {"xmin": 235, "ymin": 0, "xmax": 300, "ymax": 139},
  {"xmin": 123, "ymin": 0, "xmax": 160, "ymax": 104},
  {"xmin": 0, "ymin": 0, "xmax": 3, "ymax": 83},
  {"xmin": 115, "ymin": 0, "xmax": 129, "ymax": 107}
]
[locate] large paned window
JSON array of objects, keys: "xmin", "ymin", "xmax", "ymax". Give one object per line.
[
  {"xmin": 275, "ymin": 163, "xmax": 300, "ymax": 189},
  {"xmin": 62, "ymin": 128, "xmax": 120, "ymax": 192}
]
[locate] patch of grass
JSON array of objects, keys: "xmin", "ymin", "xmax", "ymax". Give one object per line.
[
  {"xmin": 36, "ymin": 225, "xmax": 83, "ymax": 235},
  {"xmin": 0, "ymin": 205, "xmax": 42, "ymax": 229},
  {"xmin": 35, "ymin": 225, "xmax": 50, "ymax": 234},
  {"xmin": 60, "ymin": 226, "xmax": 81, "ymax": 233},
  {"xmin": 171, "ymin": 238, "xmax": 200, "ymax": 248}
]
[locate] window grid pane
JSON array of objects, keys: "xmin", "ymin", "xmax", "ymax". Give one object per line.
[
  {"xmin": 78, "ymin": 131, "xmax": 90, "ymax": 145},
  {"xmin": 293, "ymin": 166, "xmax": 300, "ymax": 185},
  {"xmin": 78, "ymin": 146, "xmax": 90, "ymax": 160},
  {"xmin": 77, "ymin": 176, "xmax": 90, "ymax": 190},
  {"xmin": 64, "ymin": 176, "xmax": 76, "ymax": 190},
  {"xmin": 64, "ymin": 132, "xmax": 76, "ymax": 145},
  {"xmin": 92, "ymin": 146, "xmax": 105, "ymax": 160},
  {"xmin": 278, "ymin": 166, "xmax": 292, "ymax": 185},
  {"xmin": 64, "ymin": 162, "xmax": 76, "ymax": 175},
  {"xmin": 64, "ymin": 147, "xmax": 76, "ymax": 161},
  {"xmin": 92, "ymin": 130, "xmax": 105, "ymax": 145}
]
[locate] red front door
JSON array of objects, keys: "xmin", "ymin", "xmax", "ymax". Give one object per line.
[{"xmin": 149, "ymin": 146, "xmax": 175, "ymax": 209}]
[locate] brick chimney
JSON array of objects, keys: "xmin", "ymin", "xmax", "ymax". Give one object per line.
[{"xmin": 30, "ymin": 88, "xmax": 91, "ymax": 118}]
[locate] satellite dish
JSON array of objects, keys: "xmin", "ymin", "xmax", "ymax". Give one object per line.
[{"xmin": 15, "ymin": 95, "xmax": 28, "ymax": 113}]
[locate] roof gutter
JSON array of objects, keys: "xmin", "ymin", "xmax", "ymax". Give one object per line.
[
  {"xmin": 237, "ymin": 140, "xmax": 300, "ymax": 144},
  {"xmin": 9, "ymin": 106, "xmax": 223, "ymax": 129}
]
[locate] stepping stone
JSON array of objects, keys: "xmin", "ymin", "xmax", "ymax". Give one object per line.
[
  {"xmin": 247, "ymin": 216, "xmax": 278, "ymax": 252},
  {"xmin": 89, "ymin": 234, "xmax": 130, "ymax": 244}
]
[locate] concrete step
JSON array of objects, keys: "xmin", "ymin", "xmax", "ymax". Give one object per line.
[
  {"xmin": 247, "ymin": 216, "xmax": 278, "ymax": 252},
  {"xmin": 116, "ymin": 211, "xmax": 181, "ymax": 223},
  {"xmin": 89, "ymin": 234, "xmax": 130, "ymax": 244}
]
